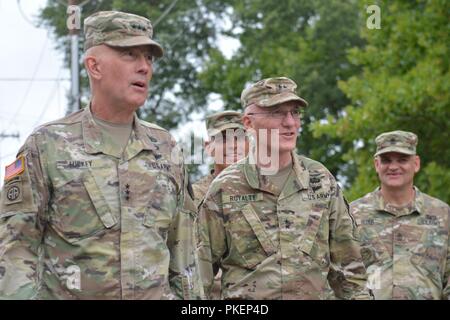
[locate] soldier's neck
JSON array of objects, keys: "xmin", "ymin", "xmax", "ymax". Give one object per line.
[
  {"xmin": 256, "ymin": 150, "xmax": 292, "ymax": 173},
  {"xmin": 90, "ymin": 95, "xmax": 136, "ymax": 124},
  {"xmin": 380, "ymin": 184, "xmax": 415, "ymax": 207}
]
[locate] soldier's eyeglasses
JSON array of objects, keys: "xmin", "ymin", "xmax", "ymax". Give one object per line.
[{"xmin": 247, "ymin": 109, "xmax": 304, "ymax": 120}]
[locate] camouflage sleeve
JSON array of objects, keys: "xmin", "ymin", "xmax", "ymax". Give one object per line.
[
  {"xmin": 327, "ymin": 184, "xmax": 371, "ymax": 300},
  {"xmin": 443, "ymin": 206, "xmax": 450, "ymax": 300},
  {"xmin": 0, "ymin": 134, "xmax": 48, "ymax": 299},
  {"xmin": 197, "ymin": 190, "xmax": 226, "ymax": 299},
  {"xmin": 167, "ymin": 159, "xmax": 204, "ymax": 300}
]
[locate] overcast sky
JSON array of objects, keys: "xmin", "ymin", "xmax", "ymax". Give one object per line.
[
  {"xmin": 0, "ymin": 0, "xmax": 70, "ymax": 183},
  {"xmin": 0, "ymin": 0, "xmax": 240, "ymax": 185}
]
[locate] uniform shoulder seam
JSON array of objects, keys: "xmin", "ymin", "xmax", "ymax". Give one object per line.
[
  {"xmin": 297, "ymin": 154, "xmax": 333, "ymax": 176},
  {"xmin": 139, "ymin": 119, "xmax": 169, "ymax": 132},
  {"xmin": 421, "ymin": 193, "xmax": 450, "ymax": 209},
  {"xmin": 29, "ymin": 109, "xmax": 85, "ymax": 136}
]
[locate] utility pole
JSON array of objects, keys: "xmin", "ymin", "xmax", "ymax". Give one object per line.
[{"xmin": 68, "ymin": 0, "xmax": 80, "ymax": 114}]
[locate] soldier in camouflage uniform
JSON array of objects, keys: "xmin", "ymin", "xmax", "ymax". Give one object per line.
[
  {"xmin": 192, "ymin": 111, "xmax": 248, "ymax": 207},
  {"xmin": 193, "ymin": 111, "xmax": 249, "ymax": 299},
  {"xmin": 0, "ymin": 11, "xmax": 202, "ymax": 300},
  {"xmin": 197, "ymin": 77, "xmax": 370, "ymax": 299},
  {"xmin": 351, "ymin": 131, "xmax": 450, "ymax": 300}
]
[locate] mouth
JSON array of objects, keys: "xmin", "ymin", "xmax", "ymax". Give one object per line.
[
  {"xmin": 387, "ymin": 173, "xmax": 401, "ymax": 178},
  {"xmin": 131, "ymin": 81, "xmax": 147, "ymax": 90},
  {"xmin": 280, "ymin": 132, "xmax": 295, "ymax": 138}
]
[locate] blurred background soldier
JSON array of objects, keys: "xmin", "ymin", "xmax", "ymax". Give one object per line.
[
  {"xmin": 193, "ymin": 110, "xmax": 249, "ymax": 299},
  {"xmin": 192, "ymin": 111, "xmax": 249, "ymax": 207}
]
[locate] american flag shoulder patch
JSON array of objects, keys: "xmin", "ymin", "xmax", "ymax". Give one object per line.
[{"xmin": 4, "ymin": 155, "xmax": 25, "ymax": 181}]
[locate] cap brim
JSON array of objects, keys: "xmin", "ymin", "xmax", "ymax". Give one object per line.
[
  {"xmin": 374, "ymin": 147, "xmax": 416, "ymax": 157},
  {"xmin": 208, "ymin": 123, "xmax": 245, "ymax": 137},
  {"xmin": 105, "ymin": 36, "xmax": 164, "ymax": 58},
  {"xmin": 261, "ymin": 92, "xmax": 308, "ymax": 108}
]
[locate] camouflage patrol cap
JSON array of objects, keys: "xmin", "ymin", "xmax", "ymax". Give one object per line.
[
  {"xmin": 84, "ymin": 11, "xmax": 163, "ymax": 57},
  {"xmin": 206, "ymin": 111, "xmax": 244, "ymax": 137},
  {"xmin": 240, "ymin": 77, "xmax": 308, "ymax": 109},
  {"xmin": 375, "ymin": 130, "xmax": 418, "ymax": 157}
]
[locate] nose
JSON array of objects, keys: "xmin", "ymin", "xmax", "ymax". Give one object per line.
[
  {"xmin": 137, "ymin": 53, "xmax": 151, "ymax": 75},
  {"xmin": 387, "ymin": 161, "xmax": 400, "ymax": 171},
  {"xmin": 282, "ymin": 110, "xmax": 297, "ymax": 126}
]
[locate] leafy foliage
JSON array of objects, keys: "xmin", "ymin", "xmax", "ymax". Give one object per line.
[{"xmin": 313, "ymin": 0, "xmax": 450, "ymax": 202}]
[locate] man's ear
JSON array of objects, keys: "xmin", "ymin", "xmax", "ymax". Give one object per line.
[
  {"xmin": 414, "ymin": 155, "xmax": 421, "ymax": 173},
  {"xmin": 374, "ymin": 156, "xmax": 380, "ymax": 173},
  {"xmin": 242, "ymin": 114, "xmax": 253, "ymax": 130},
  {"xmin": 84, "ymin": 55, "xmax": 102, "ymax": 80}
]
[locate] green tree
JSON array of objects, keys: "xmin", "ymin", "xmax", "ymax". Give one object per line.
[
  {"xmin": 199, "ymin": 0, "xmax": 366, "ymax": 183},
  {"xmin": 313, "ymin": 0, "xmax": 450, "ymax": 202}
]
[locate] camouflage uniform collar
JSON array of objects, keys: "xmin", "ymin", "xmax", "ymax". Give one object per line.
[
  {"xmin": 82, "ymin": 104, "xmax": 157, "ymax": 158},
  {"xmin": 373, "ymin": 186, "xmax": 425, "ymax": 217},
  {"xmin": 123, "ymin": 114, "xmax": 158, "ymax": 160},
  {"xmin": 280, "ymin": 153, "xmax": 309, "ymax": 199},
  {"xmin": 291, "ymin": 152, "xmax": 309, "ymax": 190},
  {"xmin": 243, "ymin": 151, "xmax": 309, "ymax": 194}
]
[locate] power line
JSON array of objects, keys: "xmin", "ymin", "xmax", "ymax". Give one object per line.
[
  {"xmin": 4, "ymin": 32, "xmax": 49, "ymax": 133},
  {"xmin": 0, "ymin": 78, "xmax": 70, "ymax": 82},
  {"xmin": 32, "ymin": 69, "xmax": 64, "ymax": 128},
  {"xmin": 0, "ymin": 133, "xmax": 20, "ymax": 139},
  {"xmin": 17, "ymin": 0, "xmax": 39, "ymax": 28},
  {"xmin": 54, "ymin": 0, "xmax": 91, "ymax": 8},
  {"xmin": 154, "ymin": 0, "xmax": 179, "ymax": 27}
]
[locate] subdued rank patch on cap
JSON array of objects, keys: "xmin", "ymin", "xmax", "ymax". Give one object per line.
[
  {"xmin": 240, "ymin": 77, "xmax": 308, "ymax": 109},
  {"xmin": 83, "ymin": 10, "xmax": 164, "ymax": 57},
  {"xmin": 4, "ymin": 155, "xmax": 25, "ymax": 181},
  {"xmin": 374, "ymin": 130, "xmax": 418, "ymax": 157},
  {"xmin": 206, "ymin": 110, "xmax": 245, "ymax": 137}
]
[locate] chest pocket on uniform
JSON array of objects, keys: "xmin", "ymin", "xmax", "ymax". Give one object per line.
[
  {"xmin": 142, "ymin": 206, "xmax": 173, "ymax": 243},
  {"xmin": 50, "ymin": 168, "xmax": 118, "ymax": 244},
  {"xmin": 356, "ymin": 218, "xmax": 392, "ymax": 268},
  {"xmin": 407, "ymin": 224, "xmax": 446, "ymax": 279},
  {"xmin": 293, "ymin": 201, "xmax": 330, "ymax": 268},
  {"xmin": 131, "ymin": 161, "xmax": 180, "ymax": 209},
  {"xmin": 227, "ymin": 204, "xmax": 276, "ymax": 269},
  {"xmin": 297, "ymin": 212, "xmax": 322, "ymax": 253}
]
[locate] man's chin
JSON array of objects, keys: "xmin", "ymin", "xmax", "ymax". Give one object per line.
[
  {"xmin": 278, "ymin": 145, "xmax": 296, "ymax": 154},
  {"xmin": 382, "ymin": 180, "xmax": 406, "ymax": 188},
  {"xmin": 128, "ymin": 96, "xmax": 147, "ymax": 109}
]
